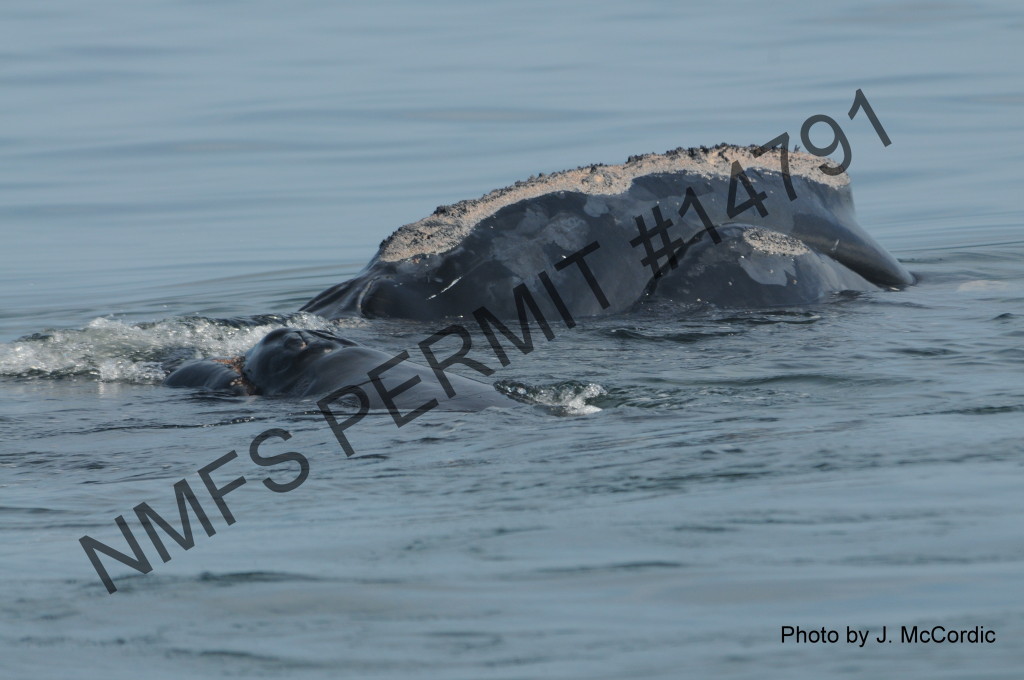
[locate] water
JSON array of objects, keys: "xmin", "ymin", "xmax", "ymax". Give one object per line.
[{"xmin": 3, "ymin": 1, "xmax": 1024, "ymax": 677}]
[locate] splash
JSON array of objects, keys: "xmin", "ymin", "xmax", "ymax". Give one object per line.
[
  {"xmin": 496, "ymin": 380, "xmax": 606, "ymax": 415},
  {"xmin": 0, "ymin": 314, "xmax": 359, "ymax": 384}
]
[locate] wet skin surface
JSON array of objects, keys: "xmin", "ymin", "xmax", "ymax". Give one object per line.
[
  {"xmin": 165, "ymin": 328, "xmax": 512, "ymax": 411},
  {"xmin": 301, "ymin": 152, "xmax": 914, "ymax": 321}
]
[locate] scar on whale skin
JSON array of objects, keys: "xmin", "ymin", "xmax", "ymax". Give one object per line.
[{"xmin": 300, "ymin": 143, "xmax": 914, "ymax": 321}]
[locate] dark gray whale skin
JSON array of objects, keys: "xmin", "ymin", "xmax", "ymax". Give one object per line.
[
  {"xmin": 164, "ymin": 328, "xmax": 511, "ymax": 410},
  {"xmin": 300, "ymin": 145, "xmax": 914, "ymax": 321}
]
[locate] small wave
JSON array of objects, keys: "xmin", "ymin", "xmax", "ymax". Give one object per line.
[
  {"xmin": 496, "ymin": 380, "xmax": 606, "ymax": 415},
  {"xmin": 606, "ymin": 327, "xmax": 737, "ymax": 343},
  {"xmin": 0, "ymin": 313, "xmax": 355, "ymax": 383}
]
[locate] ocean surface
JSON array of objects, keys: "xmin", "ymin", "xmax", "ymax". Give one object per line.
[{"xmin": 3, "ymin": 1, "xmax": 1024, "ymax": 678}]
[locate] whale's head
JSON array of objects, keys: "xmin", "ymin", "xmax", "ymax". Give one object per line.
[{"xmin": 243, "ymin": 327, "xmax": 358, "ymax": 395}]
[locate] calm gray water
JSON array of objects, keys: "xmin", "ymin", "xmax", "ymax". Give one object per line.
[{"xmin": 3, "ymin": 1, "xmax": 1024, "ymax": 678}]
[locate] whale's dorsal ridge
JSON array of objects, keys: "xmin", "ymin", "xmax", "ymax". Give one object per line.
[{"xmin": 377, "ymin": 143, "xmax": 850, "ymax": 263}]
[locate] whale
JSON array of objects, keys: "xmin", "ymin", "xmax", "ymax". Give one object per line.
[
  {"xmin": 164, "ymin": 327, "xmax": 512, "ymax": 411},
  {"xmin": 300, "ymin": 144, "xmax": 914, "ymax": 320}
]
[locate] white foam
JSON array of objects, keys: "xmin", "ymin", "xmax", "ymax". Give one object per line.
[
  {"xmin": 0, "ymin": 314, "xmax": 359, "ymax": 383},
  {"xmin": 503, "ymin": 381, "xmax": 606, "ymax": 415}
]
